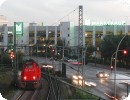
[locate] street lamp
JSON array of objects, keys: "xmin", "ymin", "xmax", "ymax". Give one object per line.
[
  {"xmin": 110, "ymin": 50, "xmax": 125, "ymax": 73},
  {"xmin": 114, "ymin": 34, "xmax": 127, "ymax": 100}
]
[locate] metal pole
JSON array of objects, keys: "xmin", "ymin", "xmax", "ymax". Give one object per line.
[
  {"xmin": 12, "ymin": 60, "xmax": 13, "ymax": 71},
  {"xmin": 37, "ymin": 45, "xmax": 38, "ymax": 62},
  {"xmin": 111, "ymin": 52, "xmax": 116, "ymax": 74},
  {"xmin": 114, "ymin": 34, "xmax": 127, "ymax": 100},
  {"xmin": 82, "ymin": 52, "xmax": 84, "ymax": 84},
  {"xmin": 46, "ymin": 40, "xmax": 54, "ymax": 63},
  {"xmin": 46, "ymin": 45, "xmax": 47, "ymax": 63},
  {"xmin": 62, "ymin": 39, "xmax": 64, "ymax": 59},
  {"xmin": 82, "ymin": 47, "xmax": 86, "ymax": 87},
  {"xmin": 14, "ymin": 22, "xmax": 17, "ymax": 82},
  {"xmin": 111, "ymin": 50, "xmax": 123, "ymax": 74},
  {"xmin": 127, "ymin": 84, "xmax": 128, "ymax": 97}
]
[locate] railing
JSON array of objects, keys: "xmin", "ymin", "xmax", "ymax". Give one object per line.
[{"xmin": 42, "ymin": 72, "xmax": 106, "ymax": 100}]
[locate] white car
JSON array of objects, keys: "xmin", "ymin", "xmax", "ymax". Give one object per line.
[{"xmin": 96, "ymin": 71, "xmax": 110, "ymax": 78}]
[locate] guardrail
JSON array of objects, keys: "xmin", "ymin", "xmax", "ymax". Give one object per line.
[{"xmin": 41, "ymin": 72, "xmax": 106, "ymax": 100}]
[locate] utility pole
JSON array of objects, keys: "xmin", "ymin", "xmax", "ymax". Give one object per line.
[
  {"xmin": 62, "ymin": 39, "xmax": 65, "ymax": 59},
  {"xmin": 78, "ymin": 5, "xmax": 83, "ymax": 47},
  {"xmin": 13, "ymin": 22, "xmax": 23, "ymax": 85},
  {"xmin": 78, "ymin": 5, "xmax": 84, "ymax": 87},
  {"xmin": 14, "ymin": 22, "xmax": 17, "ymax": 84}
]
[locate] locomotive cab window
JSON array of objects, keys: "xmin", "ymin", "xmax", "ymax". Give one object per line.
[
  {"xmin": 24, "ymin": 62, "xmax": 33, "ymax": 68},
  {"xmin": 27, "ymin": 64, "xmax": 33, "ymax": 68}
]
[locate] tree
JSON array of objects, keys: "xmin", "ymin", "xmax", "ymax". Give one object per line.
[{"xmin": 100, "ymin": 34, "xmax": 130, "ymax": 67}]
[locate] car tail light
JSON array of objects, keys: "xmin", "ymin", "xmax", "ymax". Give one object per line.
[{"xmin": 24, "ymin": 76, "xmax": 27, "ymax": 80}]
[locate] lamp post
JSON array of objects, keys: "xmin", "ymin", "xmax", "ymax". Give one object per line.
[
  {"xmin": 114, "ymin": 34, "xmax": 127, "ymax": 100},
  {"xmin": 110, "ymin": 50, "xmax": 124, "ymax": 73}
]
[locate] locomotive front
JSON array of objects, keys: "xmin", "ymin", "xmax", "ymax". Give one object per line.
[{"xmin": 20, "ymin": 60, "xmax": 41, "ymax": 89}]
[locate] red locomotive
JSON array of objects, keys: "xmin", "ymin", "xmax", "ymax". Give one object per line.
[{"xmin": 20, "ymin": 59, "xmax": 41, "ymax": 88}]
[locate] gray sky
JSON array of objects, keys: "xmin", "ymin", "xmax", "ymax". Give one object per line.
[{"xmin": 0, "ymin": 0, "xmax": 130, "ymax": 26}]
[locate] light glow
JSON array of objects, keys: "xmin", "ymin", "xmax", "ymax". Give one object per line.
[
  {"xmin": 105, "ymin": 74, "xmax": 108, "ymax": 77},
  {"xmin": 72, "ymin": 75, "xmax": 78, "ymax": 80},
  {"xmin": 24, "ymin": 76, "xmax": 27, "ymax": 80},
  {"xmin": 78, "ymin": 75, "xmax": 83, "ymax": 79},
  {"xmin": 43, "ymin": 65, "xmax": 53, "ymax": 68},
  {"xmin": 100, "ymin": 74, "xmax": 103, "ymax": 77},
  {"xmin": 33, "ymin": 76, "xmax": 36, "ymax": 80},
  {"xmin": 89, "ymin": 82, "xmax": 97, "ymax": 86}
]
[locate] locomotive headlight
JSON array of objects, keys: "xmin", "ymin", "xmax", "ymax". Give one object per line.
[
  {"xmin": 33, "ymin": 76, "xmax": 36, "ymax": 79},
  {"xmin": 24, "ymin": 76, "xmax": 27, "ymax": 80}
]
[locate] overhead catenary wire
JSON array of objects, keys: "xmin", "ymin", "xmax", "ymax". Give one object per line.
[
  {"xmin": 51, "ymin": 7, "xmax": 78, "ymax": 26},
  {"xmin": 22, "ymin": 7, "xmax": 78, "ymax": 45}
]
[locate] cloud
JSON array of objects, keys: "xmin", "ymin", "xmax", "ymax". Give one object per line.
[
  {"xmin": 0, "ymin": 0, "xmax": 130, "ymax": 25},
  {"xmin": 0, "ymin": 0, "xmax": 6, "ymax": 7}
]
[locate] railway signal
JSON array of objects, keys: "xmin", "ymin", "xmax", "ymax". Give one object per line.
[
  {"xmin": 110, "ymin": 66, "xmax": 113, "ymax": 70},
  {"xmin": 110, "ymin": 66, "xmax": 113, "ymax": 73},
  {"xmin": 10, "ymin": 51, "xmax": 14, "ymax": 60}
]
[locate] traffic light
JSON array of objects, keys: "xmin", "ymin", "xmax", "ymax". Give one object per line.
[
  {"xmin": 110, "ymin": 66, "xmax": 113, "ymax": 69},
  {"xmin": 10, "ymin": 51, "xmax": 14, "ymax": 60},
  {"xmin": 123, "ymin": 50, "xmax": 128, "ymax": 55}
]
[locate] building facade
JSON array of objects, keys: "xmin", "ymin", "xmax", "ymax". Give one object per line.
[{"xmin": 0, "ymin": 21, "xmax": 130, "ymax": 51}]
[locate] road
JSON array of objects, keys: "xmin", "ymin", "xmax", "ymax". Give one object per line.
[
  {"xmin": 28, "ymin": 56, "xmax": 130, "ymax": 100},
  {"xmin": 66, "ymin": 62, "xmax": 130, "ymax": 100}
]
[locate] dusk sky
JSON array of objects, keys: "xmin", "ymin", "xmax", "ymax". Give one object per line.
[{"xmin": 0, "ymin": 0, "xmax": 130, "ymax": 26}]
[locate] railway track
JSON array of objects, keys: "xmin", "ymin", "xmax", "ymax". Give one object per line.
[
  {"xmin": 16, "ymin": 90, "xmax": 35, "ymax": 100},
  {"xmin": 42, "ymin": 71, "xmax": 62, "ymax": 100},
  {"xmin": 15, "ymin": 77, "xmax": 49, "ymax": 100}
]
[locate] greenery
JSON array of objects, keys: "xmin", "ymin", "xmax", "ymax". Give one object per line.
[
  {"xmin": 31, "ymin": 35, "xmax": 130, "ymax": 68},
  {"xmin": 99, "ymin": 34, "xmax": 130, "ymax": 68},
  {"xmin": 72, "ymin": 89, "xmax": 100, "ymax": 99},
  {"xmin": 0, "ymin": 48, "xmax": 24, "ymax": 70},
  {"xmin": 0, "ymin": 49, "xmax": 12, "ymax": 66},
  {"xmin": 0, "ymin": 72, "xmax": 13, "ymax": 85}
]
